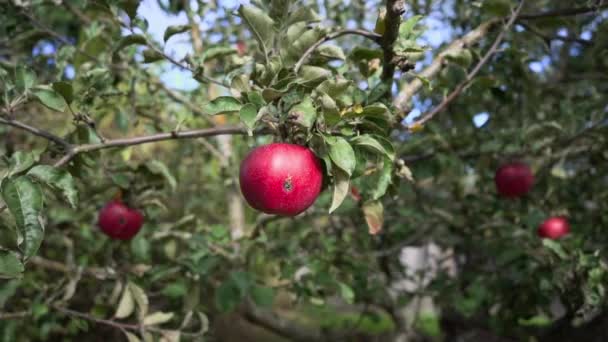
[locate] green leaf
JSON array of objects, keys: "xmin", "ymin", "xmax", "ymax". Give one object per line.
[
  {"xmin": 316, "ymin": 79, "xmax": 351, "ymax": 98},
  {"xmin": 142, "ymin": 49, "xmax": 164, "ymax": 63},
  {"xmin": 247, "ymin": 91, "xmax": 266, "ymax": 108},
  {"xmin": 371, "ymin": 158, "xmax": 393, "ymax": 200},
  {"xmin": 0, "ymin": 279, "xmax": 21, "ymax": 308},
  {"xmin": 230, "ymin": 271, "xmax": 252, "ymax": 296},
  {"xmin": 238, "ymin": 5, "xmax": 275, "ymax": 57},
  {"xmin": 233, "ymin": 76, "xmax": 252, "ymax": 94},
  {"xmin": 329, "ymin": 169, "xmax": 350, "ymax": 213},
  {"xmin": 349, "ymin": 47, "xmax": 383, "ymax": 61},
  {"xmin": 286, "ymin": 7, "xmax": 321, "ymax": 25},
  {"xmin": 202, "ymin": 96, "xmax": 242, "ymax": 115},
  {"xmin": 239, "ymin": 103, "xmax": 258, "ymax": 135},
  {"xmin": 445, "ymin": 49, "xmax": 473, "ymax": 67},
  {"xmin": 115, "ymin": 111, "xmax": 130, "ymax": 132},
  {"xmin": 119, "ymin": 0, "xmax": 140, "ymax": 20},
  {"xmin": 362, "ymin": 200, "xmax": 383, "ymax": 235},
  {"xmin": 415, "ymin": 75, "xmax": 433, "ymax": 90},
  {"xmin": 0, "ymin": 251, "xmax": 24, "ymax": 278},
  {"xmin": 161, "ymin": 282, "xmax": 187, "ymax": 298},
  {"xmin": 287, "ymin": 27, "xmax": 325, "ymax": 64},
  {"xmin": 315, "ymin": 45, "xmax": 345, "ymax": 60},
  {"xmin": 367, "ymin": 83, "xmax": 390, "ymax": 103},
  {"xmin": 115, "ymin": 34, "xmax": 147, "ymax": 53},
  {"xmin": 542, "ymin": 239, "xmax": 568, "ymax": 260},
  {"xmin": 215, "ymin": 280, "xmax": 242, "ymax": 312},
  {"xmin": 15, "ymin": 66, "xmax": 36, "ymax": 92},
  {"xmin": 518, "ymin": 314, "xmax": 552, "ymax": 327},
  {"xmin": 262, "ymin": 88, "xmax": 284, "ymax": 102},
  {"xmin": 288, "ymin": 97, "xmax": 317, "ymax": 128},
  {"xmin": 163, "ymin": 25, "xmax": 191, "ymax": 43},
  {"xmin": 399, "ymin": 15, "xmax": 423, "ymax": 39},
  {"xmin": 361, "ymin": 103, "xmax": 390, "ymax": 117},
  {"xmin": 351, "ymin": 135, "xmax": 395, "ymax": 161},
  {"xmin": 52, "ymin": 81, "xmax": 73, "ymax": 104},
  {"xmin": 283, "ymin": 22, "xmax": 308, "ymax": 50},
  {"xmin": 32, "ymin": 85, "xmax": 66, "ymax": 112},
  {"xmin": 201, "ymin": 46, "xmax": 238, "ymax": 63},
  {"xmin": 27, "ymin": 165, "xmax": 78, "ymax": 208},
  {"xmin": 6, "ymin": 151, "xmax": 38, "ymax": 177},
  {"xmin": 1, "ymin": 176, "xmax": 45, "ymax": 260},
  {"xmin": 326, "ymin": 137, "xmax": 356, "ymax": 176},
  {"xmin": 250, "ymin": 285, "xmax": 274, "ymax": 308},
  {"xmin": 319, "ymin": 93, "xmax": 340, "ymax": 126},
  {"xmin": 482, "ymin": 0, "xmax": 512, "ymax": 16},
  {"xmin": 269, "ymin": 0, "xmax": 291, "ymax": 23},
  {"xmin": 338, "ymin": 282, "xmax": 355, "ymax": 304},
  {"xmin": 145, "ymin": 160, "xmax": 177, "ymax": 192},
  {"xmin": 74, "ymin": 36, "xmax": 108, "ymax": 68},
  {"xmin": 299, "ymin": 65, "xmax": 331, "ymax": 84}
]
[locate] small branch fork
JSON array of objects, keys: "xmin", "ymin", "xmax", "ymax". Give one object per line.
[
  {"xmin": 393, "ymin": 2, "xmax": 607, "ymax": 114},
  {"xmin": 0, "ymin": 305, "xmax": 204, "ymax": 338},
  {"xmin": 407, "ymin": 0, "xmax": 526, "ymax": 129}
]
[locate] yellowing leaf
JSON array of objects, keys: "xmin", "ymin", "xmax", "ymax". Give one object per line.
[
  {"xmin": 143, "ymin": 311, "xmax": 174, "ymax": 326},
  {"xmin": 123, "ymin": 331, "xmax": 141, "ymax": 342},
  {"xmin": 374, "ymin": 8, "xmax": 387, "ymax": 35},
  {"xmin": 114, "ymin": 284, "xmax": 135, "ymax": 319},
  {"xmin": 128, "ymin": 281, "xmax": 149, "ymax": 319},
  {"xmin": 363, "ymin": 200, "xmax": 384, "ymax": 235},
  {"xmin": 409, "ymin": 121, "xmax": 424, "ymax": 133},
  {"xmin": 329, "ymin": 169, "xmax": 350, "ymax": 214},
  {"xmin": 160, "ymin": 331, "xmax": 181, "ymax": 342}
]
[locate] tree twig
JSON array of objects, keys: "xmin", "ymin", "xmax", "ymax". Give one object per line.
[
  {"xmin": 0, "ymin": 311, "xmax": 30, "ymax": 320},
  {"xmin": 294, "ymin": 29, "xmax": 382, "ymax": 73},
  {"xmin": 519, "ymin": 22, "xmax": 592, "ymax": 46},
  {"xmin": 519, "ymin": 3, "xmax": 608, "ymax": 20},
  {"xmin": 28, "ymin": 256, "xmax": 117, "ymax": 280},
  {"xmin": 407, "ymin": 1, "xmax": 525, "ymax": 129},
  {"xmin": 0, "ymin": 116, "xmax": 71, "ymax": 149},
  {"xmin": 145, "ymin": 74, "xmax": 216, "ymax": 126},
  {"xmin": 53, "ymin": 126, "xmax": 270, "ymax": 167},
  {"xmin": 393, "ymin": 19, "xmax": 501, "ymax": 112},
  {"xmin": 380, "ymin": 0, "xmax": 406, "ymax": 82},
  {"xmin": 53, "ymin": 305, "xmax": 204, "ymax": 337},
  {"xmin": 393, "ymin": 2, "xmax": 605, "ymax": 113}
]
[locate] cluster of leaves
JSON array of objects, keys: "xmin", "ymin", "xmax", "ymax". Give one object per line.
[
  {"xmin": 0, "ymin": 151, "xmax": 78, "ymax": 277},
  {"xmin": 199, "ymin": 2, "xmax": 423, "ymax": 231}
]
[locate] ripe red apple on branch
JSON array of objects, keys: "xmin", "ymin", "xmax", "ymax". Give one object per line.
[
  {"xmin": 494, "ymin": 161, "xmax": 535, "ymax": 198},
  {"xmin": 98, "ymin": 201, "xmax": 144, "ymax": 240},
  {"xmin": 538, "ymin": 216, "xmax": 570, "ymax": 240},
  {"xmin": 239, "ymin": 143, "xmax": 323, "ymax": 216}
]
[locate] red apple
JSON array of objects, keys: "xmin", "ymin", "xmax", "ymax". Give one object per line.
[
  {"xmin": 239, "ymin": 143, "xmax": 323, "ymax": 216},
  {"xmin": 98, "ymin": 201, "xmax": 144, "ymax": 240},
  {"xmin": 494, "ymin": 162, "xmax": 534, "ymax": 198},
  {"xmin": 350, "ymin": 186, "xmax": 362, "ymax": 202},
  {"xmin": 236, "ymin": 40, "xmax": 246, "ymax": 56},
  {"xmin": 538, "ymin": 216, "xmax": 570, "ymax": 240}
]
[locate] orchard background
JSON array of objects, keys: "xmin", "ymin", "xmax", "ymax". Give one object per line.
[{"xmin": 1, "ymin": 0, "xmax": 607, "ymax": 341}]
